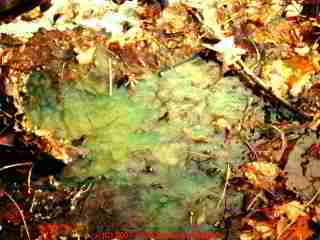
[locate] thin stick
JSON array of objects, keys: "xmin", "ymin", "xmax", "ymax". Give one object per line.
[
  {"xmin": 108, "ymin": 58, "xmax": 112, "ymax": 96},
  {"xmin": 234, "ymin": 59, "xmax": 311, "ymax": 120},
  {"xmin": 277, "ymin": 220, "xmax": 295, "ymax": 240},
  {"xmin": 216, "ymin": 163, "xmax": 231, "ymax": 209},
  {"xmin": 270, "ymin": 125, "xmax": 287, "ymax": 162},
  {"xmin": 277, "ymin": 188, "xmax": 320, "ymax": 239},
  {"xmin": 0, "ymin": 162, "xmax": 32, "ymax": 172},
  {"xmin": 246, "ymin": 191, "xmax": 263, "ymax": 211},
  {"xmin": 306, "ymin": 187, "xmax": 320, "ymax": 207},
  {"xmin": 27, "ymin": 165, "xmax": 33, "ymax": 194},
  {"xmin": 3, "ymin": 191, "xmax": 31, "ymax": 240}
]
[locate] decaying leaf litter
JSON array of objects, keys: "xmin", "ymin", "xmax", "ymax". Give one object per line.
[{"xmin": 1, "ymin": 0, "xmax": 320, "ymax": 239}]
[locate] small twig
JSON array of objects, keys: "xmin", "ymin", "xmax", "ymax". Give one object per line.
[
  {"xmin": 0, "ymin": 162, "xmax": 32, "ymax": 172},
  {"xmin": 189, "ymin": 210, "xmax": 194, "ymax": 225},
  {"xmin": 246, "ymin": 191, "xmax": 263, "ymax": 211},
  {"xmin": 238, "ymin": 98, "xmax": 260, "ymax": 161},
  {"xmin": 306, "ymin": 187, "xmax": 320, "ymax": 207},
  {"xmin": 27, "ymin": 165, "xmax": 33, "ymax": 194},
  {"xmin": 277, "ymin": 219, "xmax": 295, "ymax": 240},
  {"xmin": 2, "ymin": 191, "xmax": 31, "ymax": 240},
  {"xmin": 216, "ymin": 163, "xmax": 231, "ymax": 209},
  {"xmin": 0, "ymin": 111, "xmax": 13, "ymax": 119},
  {"xmin": 108, "ymin": 58, "xmax": 112, "ymax": 96},
  {"xmin": 277, "ymin": 189, "xmax": 320, "ymax": 240},
  {"xmin": 243, "ymin": 140, "xmax": 259, "ymax": 161},
  {"xmin": 247, "ymin": 38, "xmax": 261, "ymax": 69},
  {"xmin": 70, "ymin": 182, "xmax": 93, "ymax": 211},
  {"xmin": 277, "ymin": 202, "xmax": 307, "ymax": 240},
  {"xmin": 189, "ymin": 211, "xmax": 194, "ymax": 240},
  {"xmin": 270, "ymin": 125, "xmax": 287, "ymax": 163},
  {"xmin": 234, "ymin": 59, "xmax": 311, "ymax": 120}
]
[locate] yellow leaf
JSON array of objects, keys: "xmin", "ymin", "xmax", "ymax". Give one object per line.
[{"xmin": 276, "ymin": 201, "xmax": 306, "ymax": 222}]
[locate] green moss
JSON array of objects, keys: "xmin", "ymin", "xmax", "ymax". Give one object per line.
[
  {"xmin": 24, "ymin": 57, "xmax": 247, "ymax": 233},
  {"xmin": 25, "ymin": 71, "xmax": 160, "ymax": 174},
  {"xmin": 24, "ymin": 59, "xmax": 249, "ymax": 179}
]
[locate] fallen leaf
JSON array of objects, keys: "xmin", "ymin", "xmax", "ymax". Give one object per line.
[
  {"xmin": 278, "ymin": 216, "xmax": 312, "ymax": 240},
  {"xmin": 76, "ymin": 47, "xmax": 96, "ymax": 65},
  {"xmin": 241, "ymin": 161, "xmax": 281, "ymax": 189},
  {"xmin": 202, "ymin": 36, "xmax": 246, "ymax": 66},
  {"xmin": 276, "ymin": 201, "xmax": 306, "ymax": 222}
]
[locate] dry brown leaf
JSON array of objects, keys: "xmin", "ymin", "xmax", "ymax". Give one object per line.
[
  {"xmin": 241, "ymin": 161, "xmax": 281, "ymax": 189},
  {"xmin": 278, "ymin": 216, "xmax": 312, "ymax": 240}
]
